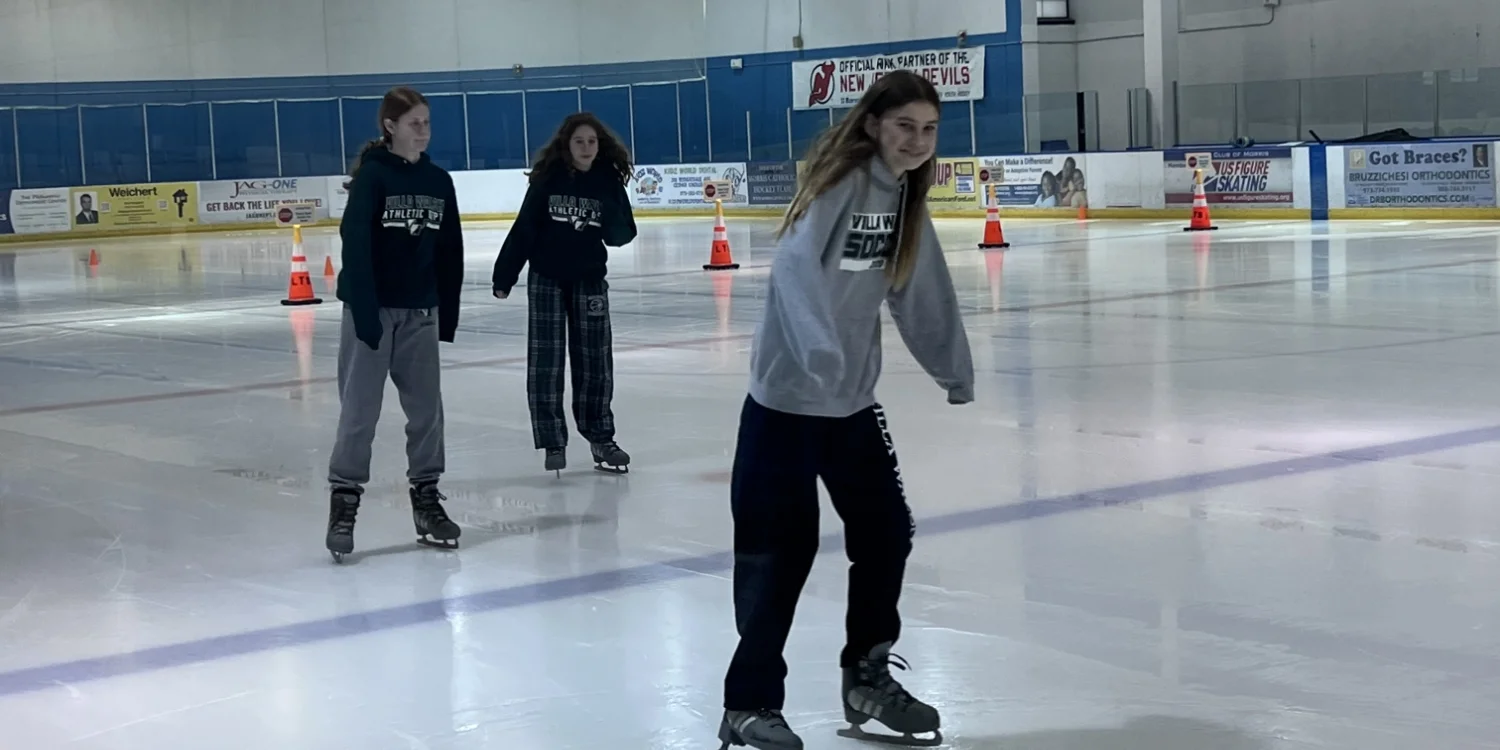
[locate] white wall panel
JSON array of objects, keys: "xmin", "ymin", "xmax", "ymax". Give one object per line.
[{"xmin": 0, "ymin": 0, "xmax": 1001, "ymax": 84}]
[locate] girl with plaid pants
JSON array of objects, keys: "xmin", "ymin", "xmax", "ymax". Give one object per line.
[{"xmin": 492, "ymin": 113, "xmax": 637, "ymax": 474}]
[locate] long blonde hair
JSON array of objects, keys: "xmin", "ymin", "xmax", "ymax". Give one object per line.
[{"xmin": 778, "ymin": 70, "xmax": 941, "ymax": 288}]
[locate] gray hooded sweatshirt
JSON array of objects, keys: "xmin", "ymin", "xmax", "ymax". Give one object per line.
[{"xmin": 747, "ymin": 155, "xmax": 975, "ymax": 418}]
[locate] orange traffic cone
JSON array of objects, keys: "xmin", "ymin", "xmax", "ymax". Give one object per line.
[
  {"xmin": 703, "ymin": 199, "xmax": 740, "ymax": 270},
  {"xmin": 88, "ymin": 248, "xmax": 99, "ymax": 267},
  {"xmin": 323, "ymin": 255, "xmax": 336, "ymax": 277},
  {"xmin": 979, "ymin": 205, "xmax": 1009, "ymax": 250},
  {"xmin": 1077, "ymin": 200, "xmax": 1089, "ymax": 221},
  {"xmin": 1184, "ymin": 168, "xmax": 1217, "ymax": 232},
  {"xmin": 281, "ymin": 225, "xmax": 323, "ymax": 306}
]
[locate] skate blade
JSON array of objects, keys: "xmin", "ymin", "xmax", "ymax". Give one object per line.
[
  {"xmin": 593, "ymin": 463, "xmax": 628, "ymax": 474},
  {"xmin": 329, "ymin": 550, "xmax": 348, "ymax": 564},
  {"xmin": 836, "ymin": 725, "xmax": 942, "ymax": 747},
  {"xmin": 416, "ymin": 536, "xmax": 459, "ymax": 550}
]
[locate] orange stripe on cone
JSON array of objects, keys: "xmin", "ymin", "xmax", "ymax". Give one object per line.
[
  {"xmin": 281, "ymin": 225, "xmax": 324, "ymax": 306},
  {"xmin": 703, "ymin": 199, "xmax": 740, "ymax": 270},
  {"xmin": 979, "ymin": 204, "xmax": 1010, "ymax": 250},
  {"xmin": 1184, "ymin": 168, "xmax": 1218, "ymax": 232}
]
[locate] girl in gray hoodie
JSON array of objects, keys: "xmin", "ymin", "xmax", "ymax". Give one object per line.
[{"xmin": 717, "ymin": 70, "xmax": 974, "ymax": 750}]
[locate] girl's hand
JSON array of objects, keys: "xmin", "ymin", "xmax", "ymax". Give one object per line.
[{"xmin": 493, "ymin": 289, "xmax": 509, "ymax": 300}]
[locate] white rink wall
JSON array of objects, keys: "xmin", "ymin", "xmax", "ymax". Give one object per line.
[{"xmin": 3, "ymin": 142, "xmax": 1500, "ymax": 243}]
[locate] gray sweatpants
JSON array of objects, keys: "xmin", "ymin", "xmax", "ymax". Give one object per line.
[{"xmin": 328, "ymin": 306, "xmax": 445, "ymax": 490}]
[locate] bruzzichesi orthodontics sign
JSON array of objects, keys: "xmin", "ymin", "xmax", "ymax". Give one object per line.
[{"xmin": 1344, "ymin": 142, "xmax": 1495, "ymax": 208}]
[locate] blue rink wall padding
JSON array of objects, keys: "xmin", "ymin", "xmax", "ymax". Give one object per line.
[
  {"xmin": 1309, "ymin": 145, "xmax": 1330, "ymax": 221},
  {"xmin": 0, "ymin": 111, "xmax": 17, "ymax": 192},
  {"xmin": 210, "ymin": 102, "xmax": 278, "ymax": 182},
  {"xmin": 628, "ymin": 83, "xmax": 680, "ymax": 167},
  {"xmin": 0, "ymin": 0, "xmax": 1026, "ymax": 185},
  {"xmin": 80, "ymin": 106, "xmax": 148, "ymax": 185},
  {"xmin": 465, "ymin": 93, "xmax": 528, "ymax": 170},
  {"xmin": 146, "ymin": 104, "xmax": 213, "ymax": 184},
  {"xmin": 277, "ymin": 100, "xmax": 343, "ymax": 179},
  {"xmin": 15, "ymin": 108, "xmax": 83, "ymax": 189}
]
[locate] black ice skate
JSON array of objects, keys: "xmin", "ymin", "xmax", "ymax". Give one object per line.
[
  {"xmin": 410, "ymin": 483, "xmax": 461, "ymax": 550},
  {"xmin": 837, "ymin": 642, "xmax": 942, "ymax": 747},
  {"xmin": 326, "ymin": 489, "xmax": 361, "ymax": 564},
  {"xmin": 544, "ymin": 447, "xmax": 566, "ymax": 475},
  {"xmin": 591, "ymin": 441, "xmax": 630, "ymax": 474},
  {"xmin": 717, "ymin": 709, "xmax": 803, "ymax": 750}
]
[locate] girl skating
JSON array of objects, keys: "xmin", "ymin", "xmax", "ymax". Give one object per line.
[
  {"xmin": 717, "ymin": 70, "xmax": 974, "ymax": 750},
  {"xmin": 492, "ymin": 113, "xmax": 637, "ymax": 475},
  {"xmin": 325, "ymin": 86, "xmax": 465, "ymax": 562}
]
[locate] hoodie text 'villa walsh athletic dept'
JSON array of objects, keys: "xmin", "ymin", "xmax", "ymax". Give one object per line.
[
  {"xmin": 747, "ymin": 156, "xmax": 975, "ymax": 418},
  {"xmin": 491, "ymin": 165, "xmax": 637, "ymax": 293},
  {"xmin": 336, "ymin": 146, "xmax": 465, "ymax": 348}
]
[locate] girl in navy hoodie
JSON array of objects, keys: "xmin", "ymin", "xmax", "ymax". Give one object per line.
[
  {"xmin": 325, "ymin": 86, "xmax": 465, "ymax": 562},
  {"xmin": 492, "ymin": 113, "xmax": 637, "ymax": 475}
]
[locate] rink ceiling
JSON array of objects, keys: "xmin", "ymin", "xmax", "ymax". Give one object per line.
[{"xmin": 3, "ymin": 217, "xmax": 1500, "ymax": 748}]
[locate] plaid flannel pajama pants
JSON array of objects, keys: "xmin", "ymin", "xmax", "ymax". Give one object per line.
[{"xmin": 526, "ymin": 269, "xmax": 616, "ymax": 449}]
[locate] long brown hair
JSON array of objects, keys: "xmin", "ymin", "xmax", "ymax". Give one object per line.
[
  {"xmin": 528, "ymin": 112, "xmax": 633, "ymax": 185},
  {"xmin": 345, "ymin": 86, "xmax": 429, "ymax": 189},
  {"xmin": 778, "ymin": 70, "xmax": 941, "ymax": 288}
]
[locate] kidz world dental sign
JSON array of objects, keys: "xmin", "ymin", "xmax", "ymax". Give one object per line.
[
  {"xmin": 792, "ymin": 48, "xmax": 985, "ymax": 110},
  {"xmin": 1344, "ymin": 142, "xmax": 1495, "ymax": 208}
]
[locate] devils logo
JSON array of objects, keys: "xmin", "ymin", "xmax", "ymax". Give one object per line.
[{"xmin": 807, "ymin": 61, "xmax": 836, "ymax": 107}]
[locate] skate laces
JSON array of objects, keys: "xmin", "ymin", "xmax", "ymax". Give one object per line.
[
  {"xmin": 331, "ymin": 496, "xmax": 359, "ymax": 532},
  {"xmin": 862, "ymin": 652, "xmax": 918, "ymax": 707},
  {"xmin": 411, "ymin": 485, "xmax": 451, "ymax": 521},
  {"xmin": 412, "ymin": 484, "xmax": 446, "ymax": 506}
]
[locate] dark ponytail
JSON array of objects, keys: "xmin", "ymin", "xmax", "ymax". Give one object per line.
[
  {"xmin": 345, "ymin": 137, "xmax": 388, "ymax": 190},
  {"xmin": 343, "ymin": 86, "xmax": 430, "ymax": 190}
]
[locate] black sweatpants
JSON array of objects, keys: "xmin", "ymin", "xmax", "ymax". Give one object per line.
[
  {"xmin": 723, "ymin": 395, "xmax": 915, "ymax": 711},
  {"xmin": 526, "ymin": 269, "xmax": 616, "ymax": 449}
]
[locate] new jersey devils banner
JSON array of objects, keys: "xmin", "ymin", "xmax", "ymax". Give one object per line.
[{"xmin": 792, "ymin": 47, "xmax": 986, "ymax": 110}]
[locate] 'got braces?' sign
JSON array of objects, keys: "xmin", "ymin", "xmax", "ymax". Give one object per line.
[{"xmin": 1344, "ymin": 142, "xmax": 1495, "ymax": 208}]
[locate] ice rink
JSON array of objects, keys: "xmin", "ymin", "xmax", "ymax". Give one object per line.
[{"xmin": 3, "ymin": 216, "xmax": 1500, "ymax": 749}]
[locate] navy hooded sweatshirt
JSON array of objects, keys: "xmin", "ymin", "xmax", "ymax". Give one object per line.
[
  {"xmin": 336, "ymin": 145, "xmax": 465, "ymax": 349},
  {"xmin": 491, "ymin": 164, "xmax": 636, "ymax": 294}
]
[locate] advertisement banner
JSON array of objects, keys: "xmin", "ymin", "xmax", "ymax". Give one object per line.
[
  {"xmin": 71, "ymin": 183, "xmax": 198, "ymax": 230},
  {"xmin": 1344, "ymin": 142, "xmax": 1495, "ymax": 208},
  {"xmin": 630, "ymin": 163, "xmax": 748, "ymax": 208},
  {"xmin": 200, "ymin": 178, "xmax": 331, "ymax": 224},
  {"xmin": 746, "ymin": 161, "xmax": 799, "ymax": 206},
  {"xmin": 978, "ymin": 154, "xmax": 1088, "ymax": 208},
  {"xmin": 927, "ymin": 158, "xmax": 980, "ymax": 209},
  {"xmin": 2, "ymin": 188, "xmax": 72, "ymax": 235},
  {"xmin": 1164, "ymin": 148, "xmax": 1294, "ymax": 206},
  {"xmin": 793, "ymin": 47, "xmax": 985, "ymax": 110}
]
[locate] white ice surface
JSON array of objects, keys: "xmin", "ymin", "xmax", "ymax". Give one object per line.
[{"xmin": 2, "ymin": 217, "xmax": 1500, "ymax": 748}]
